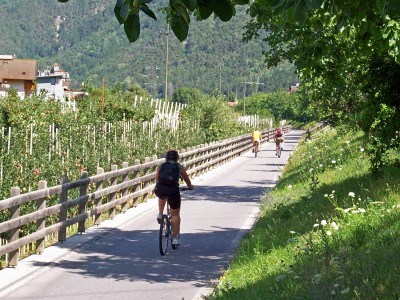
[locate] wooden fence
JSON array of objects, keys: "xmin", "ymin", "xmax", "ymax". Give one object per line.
[{"xmin": 0, "ymin": 126, "xmax": 291, "ymax": 267}]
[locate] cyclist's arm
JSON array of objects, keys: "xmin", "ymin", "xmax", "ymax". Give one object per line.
[{"xmin": 181, "ymin": 167, "xmax": 194, "ymax": 189}]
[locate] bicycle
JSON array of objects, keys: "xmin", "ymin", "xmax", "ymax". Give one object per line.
[
  {"xmin": 276, "ymin": 143, "xmax": 282, "ymax": 158},
  {"xmin": 159, "ymin": 187, "xmax": 190, "ymax": 256},
  {"xmin": 253, "ymin": 140, "xmax": 260, "ymax": 158}
]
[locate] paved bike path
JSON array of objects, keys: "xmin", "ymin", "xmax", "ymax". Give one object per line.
[{"xmin": 0, "ymin": 130, "xmax": 304, "ymax": 300}]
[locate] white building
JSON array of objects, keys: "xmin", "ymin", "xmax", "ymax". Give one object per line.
[{"xmin": 36, "ymin": 63, "xmax": 73, "ymax": 102}]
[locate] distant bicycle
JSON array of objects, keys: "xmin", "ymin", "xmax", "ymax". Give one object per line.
[
  {"xmin": 159, "ymin": 187, "xmax": 190, "ymax": 255},
  {"xmin": 253, "ymin": 140, "xmax": 260, "ymax": 158},
  {"xmin": 276, "ymin": 143, "xmax": 282, "ymax": 158}
]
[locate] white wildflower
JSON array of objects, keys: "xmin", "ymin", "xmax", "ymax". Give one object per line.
[
  {"xmin": 309, "ymin": 168, "xmax": 314, "ymax": 172},
  {"xmin": 290, "ymin": 231, "xmax": 296, "ymax": 234},
  {"xmin": 313, "ymin": 223, "xmax": 320, "ymax": 228},
  {"xmin": 331, "ymin": 221, "xmax": 339, "ymax": 230},
  {"xmin": 331, "ymin": 290, "xmax": 336, "ymax": 295},
  {"xmin": 360, "ymin": 147, "xmax": 365, "ymax": 152},
  {"xmin": 326, "ymin": 230, "xmax": 332, "ymax": 236},
  {"xmin": 324, "ymin": 194, "xmax": 328, "ymax": 197},
  {"xmin": 321, "ymin": 220, "xmax": 327, "ymax": 226},
  {"xmin": 348, "ymin": 192, "xmax": 355, "ymax": 197},
  {"xmin": 287, "ymin": 185, "xmax": 292, "ymax": 189},
  {"xmin": 359, "ymin": 208, "xmax": 366, "ymax": 213},
  {"xmin": 332, "ymin": 160, "xmax": 336, "ymax": 164}
]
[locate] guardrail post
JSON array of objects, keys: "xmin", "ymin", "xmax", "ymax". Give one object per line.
[
  {"xmin": 78, "ymin": 171, "xmax": 88, "ymax": 233},
  {"xmin": 192, "ymin": 146, "xmax": 199, "ymax": 177},
  {"xmin": 8, "ymin": 186, "xmax": 20, "ymax": 267},
  {"xmin": 94, "ymin": 167, "xmax": 104, "ymax": 225},
  {"xmin": 121, "ymin": 162, "xmax": 129, "ymax": 213},
  {"xmin": 132, "ymin": 159, "xmax": 140, "ymax": 207},
  {"xmin": 59, "ymin": 175, "xmax": 68, "ymax": 242},
  {"xmin": 205, "ymin": 143, "xmax": 211, "ymax": 172},
  {"xmin": 109, "ymin": 164, "xmax": 118, "ymax": 219},
  {"xmin": 180, "ymin": 148, "xmax": 188, "ymax": 174},
  {"xmin": 36, "ymin": 180, "xmax": 47, "ymax": 254},
  {"xmin": 143, "ymin": 157, "xmax": 151, "ymax": 202},
  {"xmin": 150, "ymin": 155, "xmax": 158, "ymax": 197}
]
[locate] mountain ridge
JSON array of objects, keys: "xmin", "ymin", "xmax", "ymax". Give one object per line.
[{"xmin": 0, "ymin": 0, "xmax": 298, "ymax": 97}]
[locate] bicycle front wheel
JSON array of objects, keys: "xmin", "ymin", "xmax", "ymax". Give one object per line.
[{"xmin": 159, "ymin": 215, "xmax": 169, "ymax": 255}]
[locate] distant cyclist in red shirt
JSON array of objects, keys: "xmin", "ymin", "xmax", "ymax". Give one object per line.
[{"xmin": 274, "ymin": 128, "xmax": 284, "ymax": 156}]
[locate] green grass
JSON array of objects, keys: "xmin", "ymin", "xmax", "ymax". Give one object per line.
[{"xmin": 208, "ymin": 126, "xmax": 400, "ymax": 300}]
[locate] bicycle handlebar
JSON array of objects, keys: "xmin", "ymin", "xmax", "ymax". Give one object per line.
[{"xmin": 179, "ymin": 186, "xmax": 193, "ymax": 191}]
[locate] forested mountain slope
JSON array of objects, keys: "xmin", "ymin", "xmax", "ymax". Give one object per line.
[{"xmin": 0, "ymin": 0, "xmax": 298, "ymax": 97}]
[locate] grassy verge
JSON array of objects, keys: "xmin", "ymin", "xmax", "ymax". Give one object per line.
[{"xmin": 208, "ymin": 126, "xmax": 400, "ymax": 299}]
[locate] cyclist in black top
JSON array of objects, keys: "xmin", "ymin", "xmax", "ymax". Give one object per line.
[{"xmin": 154, "ymin": 150, "xmax": 194, "ymax": 247}]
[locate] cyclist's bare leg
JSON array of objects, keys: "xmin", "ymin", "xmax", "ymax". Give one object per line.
[
  {"xmin": 158, "ymin": 198, "xmax": 167, "ymax": 215},
  {"xmin": 170, "ymin": 208, "xmax": 181, "ymax": 239}
]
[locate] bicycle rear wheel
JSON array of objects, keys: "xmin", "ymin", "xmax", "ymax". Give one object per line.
[{"xmin": 159, "ymin": 215, "xmax": 169, "ymax": 255}]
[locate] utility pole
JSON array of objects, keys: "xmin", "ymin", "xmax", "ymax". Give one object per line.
[
  {"xmin": 164, "ymin": 24, "xmax": 169, "ymax": 101},
  {"xmin": 219, "ymin": 62, "xmax": 222, "ymax": 95},
  {"xmin": 102, "ymin": 77, "xmax": 105, "ymax": 131},
  {"xmin": 243, "ymin": 80, "xmax": 265, "ymax": 116},
  {"xmin": 243, "ymin": 81, "xmax": 246, "ymax": 116}
]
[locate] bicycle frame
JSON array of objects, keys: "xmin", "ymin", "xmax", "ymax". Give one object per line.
[
  {"xmin": 158, "ymin": 187, "xmax": 190, "ymax": 255},
  {"xmin": 159, "ymin": 203, "xmax": 173, "ymax": 255}
]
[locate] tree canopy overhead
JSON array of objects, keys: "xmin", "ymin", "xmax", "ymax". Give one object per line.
[
  {"xmin": 57, "ymin": 0, "xmax": 400, "ymax": 171},
  {"xmin": 244, "ymin": 0, "xmax": 400, "ymax": 171},
  {"xmin": 59, "ymin": 0, "xmax": 250, "ymax": 42}
]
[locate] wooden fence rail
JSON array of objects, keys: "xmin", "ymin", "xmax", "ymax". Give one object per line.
[{"xmin": 0, "ymin": 126, "xmax": 291, "ymax": 266}]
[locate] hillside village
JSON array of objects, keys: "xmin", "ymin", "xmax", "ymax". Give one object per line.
[{"xmin": 0, "ymin": 55, "xmax": 85, "ymax": 102}]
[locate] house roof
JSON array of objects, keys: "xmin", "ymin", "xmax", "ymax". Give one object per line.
[{"xmin": 0, "ymin": 58, "xmax": 36, "ymax": 82}]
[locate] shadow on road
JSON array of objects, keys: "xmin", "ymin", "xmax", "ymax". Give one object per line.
[{"xmin": 29, "ymin": 184, "xmax": 272, "ymax": 286}]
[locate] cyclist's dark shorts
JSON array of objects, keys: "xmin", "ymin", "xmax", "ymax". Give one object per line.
[
  {"xmin": 276, "ymin": 136, "xmax": 284, "ymax": 145},
  {"xmin": 154, "ymin": 183, "xmax": 181, "ymax": 209}
]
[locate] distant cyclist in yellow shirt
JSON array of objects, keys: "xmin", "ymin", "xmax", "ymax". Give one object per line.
[{"xmin": 251, "ymin": 128, "xmax": 262, "ymax": 153}]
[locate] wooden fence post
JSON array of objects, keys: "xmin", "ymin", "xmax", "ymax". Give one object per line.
[
  {"xmin": 78, "ymin": 171, "xmax": 88, "ymax": 233},
  {"xmin": 132, "ymin": 159, "xmax": 140, "ymax": 207},
  {"xmin": 36, "ymin": 180, "xmax": 47, "ymax": 254},
  {"xmin": 94, "ymin": 167, "xmax": 104, "ymax": 225},
  {"xmin": 151, "ymin": 155, "xmax": 157, "ymax": 197},
  {"xmin": 109, "ymin": 164, "xmax": 117, "ymax": 219},
  {"xmin": 121, "ymin": 162, "xmax": 129, "ymax": 213},
  {"xmin": 143, "ymin": 157, "xmax": 151, "ymax": 202},
  {"xmin": 8, "ymin": 186, "xmax": 20, "ymax": 267},
  {"xmin": 205, "ymin": 143, "xmax": 211, "ymax": 172},
  {"xmin": 59, "ymin": 175, "xmax": 68, "ymax": 242}
]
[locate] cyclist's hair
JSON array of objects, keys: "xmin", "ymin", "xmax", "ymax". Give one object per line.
[{"xmin": 165, "ymin": 150, "xmax": 179, "ymax": 162}]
